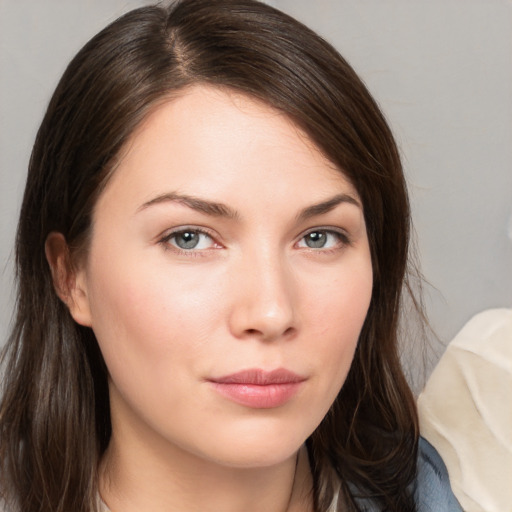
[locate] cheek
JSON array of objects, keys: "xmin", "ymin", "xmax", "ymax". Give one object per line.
[
  {"xmin": 307, "ymin": 256, "xmax": 372, "ymax": 336},
  {"xmin": 83, "ymin": 248, "xmax": 241, "ymax": 408},
  {"xmin": 89, "ymin": 245, "xmax": 215, "ymax": 326},
  {"xmin": 304, "ymin": 257, "xmax": 372, "ymax": 387},
  {"xmin": 83, "ymin": 256, "xmax": 227, "ymax": 436}
]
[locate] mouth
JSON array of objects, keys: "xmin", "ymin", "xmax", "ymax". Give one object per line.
[{"xmin": 207, "ymin": 368, "xmax": 306, "ymax": 409}]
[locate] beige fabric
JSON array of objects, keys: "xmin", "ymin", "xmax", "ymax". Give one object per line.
[{"xmin": 418, "ymin": 309, "xmax": 512, "ymax": 512}]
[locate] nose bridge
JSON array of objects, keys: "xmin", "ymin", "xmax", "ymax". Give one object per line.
[{"xmin": 229, "ymin": 242, "xmax": 296, "ymax": 341}]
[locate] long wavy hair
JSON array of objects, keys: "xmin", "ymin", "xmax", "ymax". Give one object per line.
[{"xmin": 0, "ymin": 1, "xmax": 418, "ymax": 511}]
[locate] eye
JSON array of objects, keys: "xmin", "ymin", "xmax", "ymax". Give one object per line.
[
  {"xmin": 163, "ymin": 228, "xmax": 217, "ymax": 251},
  {"xmin": 297, "ymin": 229, "xmax": 348, "ymax": 250}
]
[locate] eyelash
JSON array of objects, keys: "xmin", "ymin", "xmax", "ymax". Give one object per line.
[
  {"xmin": 159, "ymin": 227, "xmax": 220, "ymax": 257},
  {"xmin": 297, "ymin": 227, "xmax": 351, "ymax": 253},
  {"xmin": 158, "ymin": 226, "xmax": 351, "ymax": 256}
]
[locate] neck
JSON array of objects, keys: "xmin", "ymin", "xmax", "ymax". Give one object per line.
[
  {"xmin": 99, "ymin": 404, "xmax": 313, "ymax": 512},
  {"xmin": 100, "ymin": 441, "xmax": 312, "ymax": 512}
]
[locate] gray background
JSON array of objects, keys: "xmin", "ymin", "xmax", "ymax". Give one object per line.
[{"xmin": 1, "ymin": 0, "xmax": 511, "ymax": 385}]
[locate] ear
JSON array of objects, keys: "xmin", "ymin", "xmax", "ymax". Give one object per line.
[{"xmin": 45, "ymin": 232, "xmax": 92, "ymax": 327}]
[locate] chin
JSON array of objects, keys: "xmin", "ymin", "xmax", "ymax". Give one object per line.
[
  {"xmin": 187, "ymin": 419, "xmax": 313, "ymax": 469},
  {"xmin": 206, "ymin": 445, "xmax": 301, "ymax": 469}
]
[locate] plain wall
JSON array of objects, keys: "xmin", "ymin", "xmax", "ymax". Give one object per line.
[{"xmin": 1, "ymin": 0, "xmax": 511, "ymax": 384}]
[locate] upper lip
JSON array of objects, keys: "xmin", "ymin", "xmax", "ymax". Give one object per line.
[{"xmin": 208, "ymin": 368, "xmax": 306, "ymax": 385}]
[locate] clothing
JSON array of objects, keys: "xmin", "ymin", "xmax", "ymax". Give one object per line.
[
  {"xmin": 412, "ymin": 437, "xmax": 464, "ymax": 512},
  {"xmin": 346, "ymin": 437, "xmax": 462, "ymax": 512},
  {"xmin": 100, "ymin": 438, "xmax": 461, "ymax": 512},
  {"xmin": 418, "ymin": 308, "xmax": 512, "ymax": 511}
]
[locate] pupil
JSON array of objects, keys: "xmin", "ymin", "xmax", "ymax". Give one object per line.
[
  {"xmin": 307, "ymin": 232, "xmax": 326, "ymax": 248},
  {"xmin": 177, "ymin": 231, "xmax": 199, "ymax": 249}
]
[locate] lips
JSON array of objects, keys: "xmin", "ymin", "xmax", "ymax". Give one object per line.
[{"xmin": 207, "ymin": 368, "xmax": 306, "ymax": 409}]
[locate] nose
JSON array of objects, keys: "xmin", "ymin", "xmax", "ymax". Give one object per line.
[{"xmin": 228, "ymin": 250, "xmax": 297, "ymax": 342}]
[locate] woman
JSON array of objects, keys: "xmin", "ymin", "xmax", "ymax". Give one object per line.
[{"xmin": 0, "ymin": 1, "xmax": 461, "ymax": 511}]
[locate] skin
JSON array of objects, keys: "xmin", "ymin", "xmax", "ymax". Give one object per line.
[{"xmin": 47, "ymin": 85, "xmax": 373, "ymax": 512}]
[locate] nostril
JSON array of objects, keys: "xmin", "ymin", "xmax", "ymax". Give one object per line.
[
  {"xmin": 242, "ymin": 326, "xmax": 296, "ymax": 340},
  {"xmin": 283, "ymin": 327, "xmax": 295, "ymax": 337}
]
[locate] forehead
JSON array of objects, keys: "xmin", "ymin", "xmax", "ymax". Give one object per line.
[{"xmin": 96, "ymin": 85, "xmax": 359, "ymax": 214}]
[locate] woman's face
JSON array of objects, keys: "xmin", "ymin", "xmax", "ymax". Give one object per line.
[{"xmin": 71, "ymin": 85, "xmax": 373, "ymax": 468}]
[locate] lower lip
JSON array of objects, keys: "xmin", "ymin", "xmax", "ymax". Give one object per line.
[{"xmin": 209, "ymin": 382, "xmax": 303, "ymax": 408}]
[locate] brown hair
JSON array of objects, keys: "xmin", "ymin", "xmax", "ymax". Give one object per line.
[{"xmin": 0, "ymin": 1, "xmax": 418, "ymax": 510}]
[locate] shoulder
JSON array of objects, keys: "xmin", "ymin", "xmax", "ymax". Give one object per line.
[
  {"xmin": 340, "ymin": 437, "xmax": 462, "ymax": 512},
  {"xmin": 413, "ymin": 437, "xmax": 463, "ymax": 512}
]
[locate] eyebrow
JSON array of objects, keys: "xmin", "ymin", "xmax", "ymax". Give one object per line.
[
  {"xmin": 137, "ymin": 192, "xmax": 240, "ymax": 219},
  {"xmin": 137, "ymin": 191, "xmax": 361, "ymax": 221},
  {"xmin": 296, "ymin": 193, "xmax": 361, "ymax": 221}
]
